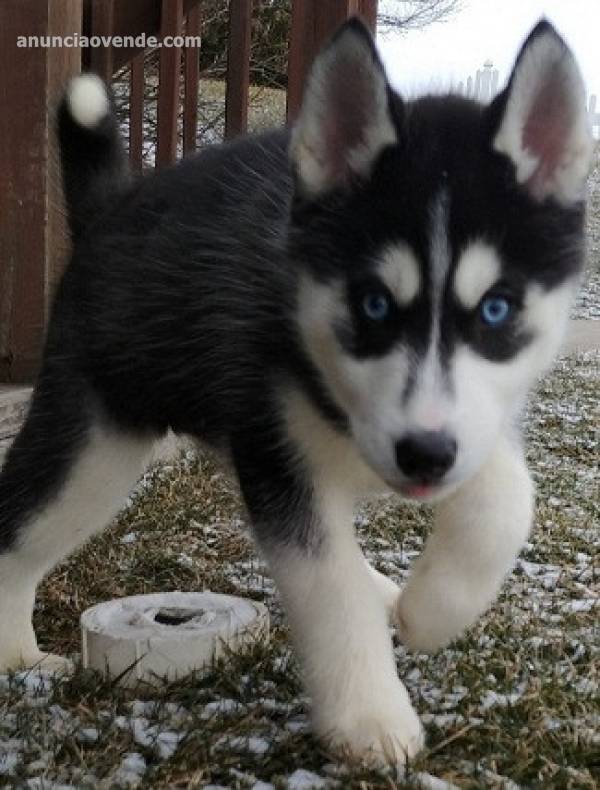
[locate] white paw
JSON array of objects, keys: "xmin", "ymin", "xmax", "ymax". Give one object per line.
[
  {"xmin": 314, "ymin": 683, "xmax": 425, "ymax": 765},
  {"xmin": 30, "ymin": 652, "xmax": 75, "ymax": 675},
  {"xmin": 0, "ymin": 650, "xmax": 74, "ymax": 676},
  {"xmin": 393, "ymin": 587, "xmax": 462, "ymax": 653}
]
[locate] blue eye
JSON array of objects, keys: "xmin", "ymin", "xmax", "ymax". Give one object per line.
[
  {"xmin": 480, "ymin": 295, "xmax": 511, "ymax": 326},
  {"xmin": 362, "ymin": 292, "xmax": 390, "ymax": 321}
]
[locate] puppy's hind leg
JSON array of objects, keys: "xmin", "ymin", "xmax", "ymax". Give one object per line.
[{"xmin": 0, "ymin": 370, "xmax": 154, "ymax": 672}]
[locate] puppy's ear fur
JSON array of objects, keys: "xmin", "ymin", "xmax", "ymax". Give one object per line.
[
  {"xmin": 290, "ymin": 18, "xmax": 397, "ymax": 197},
  {"xmin": 492, "ymin": 19, "xmax": 593, "ymax": 205}
]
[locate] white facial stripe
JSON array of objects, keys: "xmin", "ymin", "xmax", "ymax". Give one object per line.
[
  {"xmin": 406, "ymin": 338, "xmax": 452, "ymax": 432},
  {"xmin": 406, "ymin": 189, "xmax": 452, "ymax": 428},
  {"xmin": 454, "ymin": 241, "xmax": 502, "ymax": 309},
  {"xmin": 376, "ymin": 244, "xmax": 421, "ymax": 306},
  {"xmin": 429, "ymin": 189, "xmax": 451, "ymax": 311}
]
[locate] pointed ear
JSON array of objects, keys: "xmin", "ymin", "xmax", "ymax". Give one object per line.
[
  {"xmin": 290, "ymin": 18, "xmax": 397, "ymax": 198},
  {"xmin": 492, "ymin": 19, "xmax": 594, "ymax": 205}
]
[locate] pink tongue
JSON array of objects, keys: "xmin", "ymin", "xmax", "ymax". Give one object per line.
[{"xmin": 406, "ymin": 484, "xmax": 432, "ymax": 498}]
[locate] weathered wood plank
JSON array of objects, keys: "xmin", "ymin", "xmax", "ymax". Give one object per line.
[
  {"xmin": 129, "ymin": 53, "xmax": 145, "ymax": 169},
  {"xmin": 358, "ymin": 0, "xmax": 378, "ymax": 31},
  {"xmin": 156, "ymin": 0, "xmax": 183, "ymax": 167},
  {"xmin": 83, "ymin": 0, "xmax": 202, "ymax": 74},
  {"xmin": 183, "ymin": 4, "xmax": 202, "ymax": 155},
  {"xmin": 0, "ymin": 0, "xmax": 81, "ymax": 383},
  {"xmin": 225, "ymin": 0, "xmax": 252, "ymax": 139},
  {"xmin": 88, "ymin": 0, "xmax": 115, "ymax": 80},
  {"xmin": 287, "ymin": 0, "xmax": 377, "ymax": 121}
]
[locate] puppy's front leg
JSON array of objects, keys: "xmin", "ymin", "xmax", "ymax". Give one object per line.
[
  {"xmin": 232, "ymin": 429, "xmax": 424, "ymax": 764},
  {"xmin": 394, "ymin": 437, "xmax": 533, "ymax": 652},
  {"xmin": 367, "ymin": 560, "xmax": 402, "ymax": 615}
]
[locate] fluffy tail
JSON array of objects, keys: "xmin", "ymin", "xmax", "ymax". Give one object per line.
[{"xmin": 58, "ymin": 74, "xmax": 130, "ymax": 240}]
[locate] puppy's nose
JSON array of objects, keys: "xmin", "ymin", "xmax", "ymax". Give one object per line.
[{"xmin": 395, "ymin": 431, "xmax": 457, "ymax": 482}]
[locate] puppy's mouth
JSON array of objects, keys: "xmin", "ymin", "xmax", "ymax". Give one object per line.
[
  {"xmin": 400, "ymin": 483, "xmax": 438, "ymax": 500},
  {"xmin": 395, "ymin": 475, "xmax": 461, "ymax": 502}
]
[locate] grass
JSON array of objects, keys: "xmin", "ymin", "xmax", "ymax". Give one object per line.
[{"xmin": 0, "ymin": 349, "xmax": 597, "ymax": 789}]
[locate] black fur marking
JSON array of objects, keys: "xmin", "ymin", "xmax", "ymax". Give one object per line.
[
  {"xmin": 451, "ymin": 281, "xmax": 534, "ymax": 362},
  {"xmin": 332, "ymin": 275, "xmax": 431, "ymax": 361},
  {"xmin": 231, "ymin": 409, "xmax": 321, "ymax": 552}
]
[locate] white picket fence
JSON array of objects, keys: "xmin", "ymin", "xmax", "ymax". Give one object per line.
[{"xmin": 457, "ymin": 62, "xmax": 600, "ymax": 138}]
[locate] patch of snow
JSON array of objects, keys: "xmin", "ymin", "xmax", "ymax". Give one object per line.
[
  {"xmin": 112, "ymin": 752, "xmax": 147, "ymax": 788},
  {"xmin": 421, "ymin": 713, "xmax": 465, "ymax": 728},
  {"xmin": 562, "ymin": 599, "xmax": 595, "ymax": 613},
  {"xmin": 216, "ymin": 734, "xmax": 271, "ymax": 756},
  {"xmin": 0, "ymin": 748, "xmax": 21, "ymax": 776},
  {"xmin": 542, "ymin": 716, "xmax": 562, "ymax": 731},
  {"xmin": 286, "ymin": 768, "xmax": 328, "ymax": 788},
  {"xmin": 285, "ymin": 716, "xmax": 310, "ymax": 734},
  {"xmin": 479, "ymin": 682, "xmax": 527, "ymax": 711},
  {"xmin": 481, "ymin": 769, "xmax": 522, "ymax": 789},
  {"xmin": 155, "ymin": 729, "xmax": 185, "ymax": 760},
  {"xmin": 77, "ymin": 727, "xmax": 99, "ymax": 744},
  {"xmin": 201, "ymin": 698, "xmax": 244, "ymax": 719},
  {"xmin": 255, "ymin": 697, "xmax": 295, "ymax": 714},
  {"xmin": 409, "ymin": 772, "xmax": 460, "ymax": 790},
  {"xmin": 573, "ymin": 677, "xmax": 598, "ymax": 695}
]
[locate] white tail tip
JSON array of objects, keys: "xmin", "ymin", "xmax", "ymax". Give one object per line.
[{"xmin": 67, "ymin": 74, "xmax": 109, "ymax": 129}]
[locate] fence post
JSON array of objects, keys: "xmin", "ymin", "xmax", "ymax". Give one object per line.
[
  {"xmin": 88, "ymin": 0, "xmax": 115, "ymax": 81},
  {"xmin": 156, "ymin": 0, "xmax": 184, "ymax": 167},
  {"xmin": 129, "ymin": 54, "xmax": 146, "ymax": 170},
  {"xmin": 183, "ymin": 4, "xmax": 202, "ymax": 155},
  {"xmin": 0, "ymin": 0, "xmax": 81, "ymax": 383},
  {"xmin": 225, "ymin": 0, "xmax": 252, "ymax": 139},
  {"xmin": 287, "ymin": 0, "xmax": 378, "ymax": 122}
]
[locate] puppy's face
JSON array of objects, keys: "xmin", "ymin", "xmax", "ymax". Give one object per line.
[{"xmin": 290, "ymin": 20, "xmax": 592, "ymax": 499}]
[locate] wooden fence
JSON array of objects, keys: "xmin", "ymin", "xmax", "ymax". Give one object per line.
[{"xmin": 0, "ymin": 0, "xmax": 377, "ymax": 383}]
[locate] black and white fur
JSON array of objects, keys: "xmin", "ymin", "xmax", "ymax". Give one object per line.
[{"xmin": 0, "ymin": 19, "xmax": 593, "ymax": 763}]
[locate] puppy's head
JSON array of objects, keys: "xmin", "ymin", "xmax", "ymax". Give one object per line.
[{"xmin": 289, "ymin": 19, "xmax": 593, "ymax": 499}]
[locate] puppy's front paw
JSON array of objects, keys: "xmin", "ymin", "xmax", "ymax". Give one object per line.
[
  {"xmin": 30, "ymin": 652, "xmax": 75, "ymax": 675},
  {"xmin": 314, "ymin": 682, "xmax": 424, "ymax": 765},
  {"xmin": 0, "ymin": 650, "xmax": 74, "ymax": 676},
  {"xmin": 393, "ymin": 585, "xmax": 465, "ymax": 653}
]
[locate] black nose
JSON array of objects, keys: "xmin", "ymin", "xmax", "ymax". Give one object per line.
[{"xmin": 395, "ymin": 431, "xmax": 457, "ymax": 482}]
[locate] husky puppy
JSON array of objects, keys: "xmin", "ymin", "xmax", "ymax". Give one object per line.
[{"xmin": 0, "ymin": 18, "xmax": 593, "ymax": 762}]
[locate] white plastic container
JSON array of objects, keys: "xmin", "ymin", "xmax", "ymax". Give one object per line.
[{"xmin": 81, "ymin": 591, "xmax": 269, "ymax": 686}]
